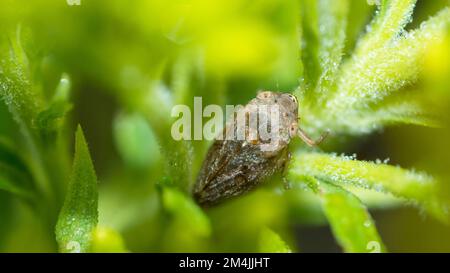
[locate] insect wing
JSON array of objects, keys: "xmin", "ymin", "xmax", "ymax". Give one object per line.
[{"xmin": 194, "ymin": 140, "xmax": 287, "ymax": 206}]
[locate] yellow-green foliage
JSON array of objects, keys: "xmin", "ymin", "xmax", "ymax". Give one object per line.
[
  {"xmin": 288, "ymin": 0, "xmax": 450, "ymax": 252},
  {"xmin": 0, "ymin": 0, "xmax": 449, "ymax": 253},
  {"xmin": 300, "ymin": 3, "xmax": 450, "ymax": 134}
]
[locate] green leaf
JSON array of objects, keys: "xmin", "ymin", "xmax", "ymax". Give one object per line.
[
  {"xmin": 302, "ymin": 177, "xmax": 386, "ymax": 253},
  {"xmin": 333, "ymin": 98, "xmax": 442, "ymax": 135},
  {"xmin": 330, "ymin": 8, "xmax": 450, "ymax": 112},
  {"xmin": 0, "ymin": 27, "xmax": 49, "ymax": 197},
  {"xmin": 90, "ymin": 226, "xmax": 128, "ymax": 253},
  {"xmin": 36, "ymin": 73, "xmax": 72, "ymax": 143},
  {"xmin": 162, "ymin": 187, "xmax": 211, "ymax": 237},
  {"xmin": 0, "ymin": 26, "xmax": 43, "ymax": 130},
  {"xmin": 364, "ymin": 101, "xmax": 441, "ymax": 129},
  {"xmin": 356, "ymin": 0, "xmax": 417, "ymax": 54},
  {"xmin": 55, "ymin": 126, "xmax": 98, "ymax": 253},
  {"xmin": 314, "ymin": 0, "xmax": 348, "ymax": 95},
  {"xmin": 298, "ymin": 0, "xmax": 320, "ymax": 88},
  {"xmin": 113, "ymin": 112, "xmax": 161, "ymax": 169},
  {"xmin": 124, "ymin": 80, "xmax": 194, "ymax": 191},
  {"xmin": 259, "ymin": 227, "xmax": 292, "ymax": 253},
  {"xmin": 344, "ymin": 1, "xmax": 373, "ymax": 54},
  {"xmin": 289, "ymin": 152, "xmax": 448, "ymax": 223},
  {"xmin": 296, "ymin": 4, "xmax": 450, "ymax": 139},
  {"xmin": 344, "ymin": 187, "xmax": 403, "ymax": 210},
  {"xmin": 298, "ymin": 0, "xmax": 349, "ymax": 96},
  {"xmin": 302, "ymin": 7, "xmax": 450, "ymax": 135}
]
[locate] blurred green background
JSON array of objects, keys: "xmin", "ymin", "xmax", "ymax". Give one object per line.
[{"xmin": 0, "ymin": 0, "xmax": 449, "ymax": 252}]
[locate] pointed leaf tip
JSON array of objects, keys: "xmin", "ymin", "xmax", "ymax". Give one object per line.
[{"xmin": 55, "ymin": 125, "xmax": 98, "ymax": 253}]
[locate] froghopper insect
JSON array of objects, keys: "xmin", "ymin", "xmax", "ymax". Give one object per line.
[{"xmin": 193, "ymin": 91, "xmax": 328, "ymax": 206}]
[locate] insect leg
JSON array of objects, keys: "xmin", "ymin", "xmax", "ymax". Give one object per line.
[{"xmin": 298, "ymin": 128, "xmax": 329, "ymax": 147}]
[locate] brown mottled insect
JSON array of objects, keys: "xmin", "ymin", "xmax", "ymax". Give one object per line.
[{"xmin": 193, "ymin": 91, "xmax": 328, "ymax": 207}]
